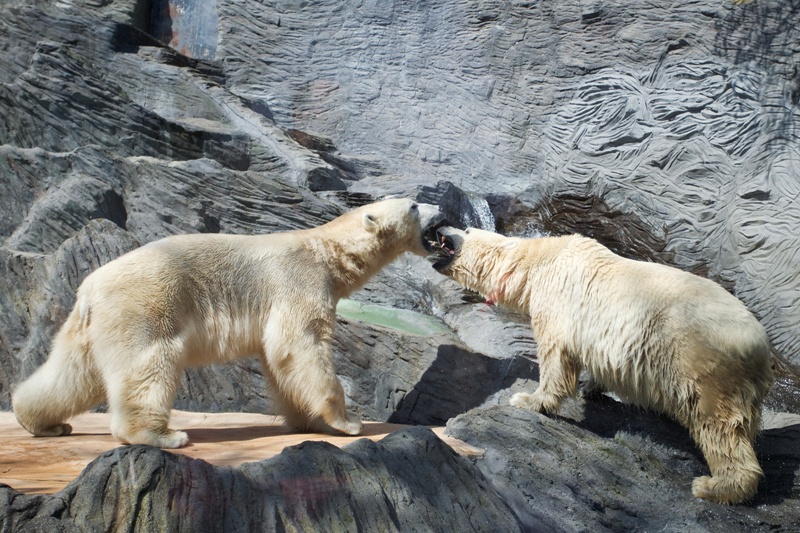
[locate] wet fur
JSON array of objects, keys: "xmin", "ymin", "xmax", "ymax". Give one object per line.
[{"xmin": 438, "ymin": 228, "xmax": 773, "ymax": 505}]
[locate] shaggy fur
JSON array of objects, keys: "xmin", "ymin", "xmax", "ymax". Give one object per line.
[
  {"xmin": 434, "ymin": 227, "xmax": 773, "ymax": 505},
  {"xmin": 13, "ymin": 199, "xmax": 441, "ymax": 448}
]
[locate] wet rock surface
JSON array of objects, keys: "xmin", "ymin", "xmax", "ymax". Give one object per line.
[{"xmin": 2, "ymin": 0, "xmax": 800, "ymax": 530}]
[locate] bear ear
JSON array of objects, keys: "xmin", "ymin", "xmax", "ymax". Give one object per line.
[
  {"xmin": 362, "ymin": 212, "xmax": 379, "ymax": 232},
  {"xmin": 502, "ymin": 239, "xmax": 519, "ymax": 250}
]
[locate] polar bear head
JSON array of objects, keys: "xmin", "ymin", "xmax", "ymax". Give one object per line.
[
  {"xmin": 354, "ymin": 198, "xmax": 444, "ymax": 257},
  {"xmin": 430, "ymin": 226, "xmax": 520, "ymax": 296}
]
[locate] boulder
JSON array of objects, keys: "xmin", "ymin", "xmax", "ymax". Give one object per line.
[
  {"xmin": 447, "ymin": 402, "xmax": 800, "ymax": 533},
  {"xmin": 0, "ymin": 427, "xmax": 529, "ymax": 532}
]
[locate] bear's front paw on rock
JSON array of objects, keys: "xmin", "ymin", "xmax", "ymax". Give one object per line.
[
  {"xmin": 509, "ymin": 391, "xmax": 559, "ymax": 414},
  {"xmin": 509, "ymin": 392, "xmax": 534, "ymax": 409}
]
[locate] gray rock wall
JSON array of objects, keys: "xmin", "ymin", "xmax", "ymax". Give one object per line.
[
  {"xmin": 215, "ymin": 0, "xmax": 800, "ymax": 366},
  {"xmin": 2, "ymin": 0, "xmax": 800, "ymax": 529},
  {"xmin": 3, "ymin": 0, "xmax": 800, "ymax": 407}
]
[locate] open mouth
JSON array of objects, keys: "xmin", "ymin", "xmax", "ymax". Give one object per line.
[
  {"xmin": 422, "ymin": 220, "xmax": 448, "ymax": 253},
  {"xmin": 425, "ymin": 226, "xmax": 457, "ymax": 270}
]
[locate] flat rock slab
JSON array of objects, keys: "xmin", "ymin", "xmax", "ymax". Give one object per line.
[{"xmin": 0, "ymin": 410, "xmax": 477, "ymax": 494}]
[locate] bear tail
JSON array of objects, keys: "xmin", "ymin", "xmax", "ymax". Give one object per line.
[{"xmin": 12, "ymin": 306, "xmax": 103, "ymax": 437}]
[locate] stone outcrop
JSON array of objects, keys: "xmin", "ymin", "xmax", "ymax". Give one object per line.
[
  {"xmin": 1, "ymin": 0, "xmax": 800, "ymax": 530},
  {"xmin": 447, "ymin": 402, "xmax": 800, "ymax": 533},
  {"xmin": 0, "ymin": 427, "xmax": 528, "ymax": 532}
]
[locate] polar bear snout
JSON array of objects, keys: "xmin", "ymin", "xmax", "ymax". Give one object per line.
[
  {"xmin": 417, "ymin": 203, "xmax": 445, "ymax": 230},
  {"xmin": 427, "ymin": 226, "xmax": 463, "ymax": 271},
  {"xmin": 418, "ymin": 204, "xmax": 447, "ymax": 254}
]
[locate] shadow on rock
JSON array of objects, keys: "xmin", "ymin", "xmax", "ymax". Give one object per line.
[
  {"xmin": 0, "ymin": 427, "xmax": 532, "ymax": 532},
  {"xmin": 757, "ymin": 423, "xmax": 800, "ymax": 506},
  {"xmin": 388, "ymin": 344, "xmax": 538, "ymax": 425},
  {"xmin": 571, "ymin": 393, "xmax": 705, "ymax": 463},
  {"xmin": 573, "ymin": 394, "xmax": 800, "ymax": 507},
  {"xmin": 447, "ymin": 398, "xmax": 800, "ymax": 532}
]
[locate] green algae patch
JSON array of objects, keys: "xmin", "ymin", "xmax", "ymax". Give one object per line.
[{"xmin": 336, "ymin": 299, "xmax": 453, "ymax": 337}]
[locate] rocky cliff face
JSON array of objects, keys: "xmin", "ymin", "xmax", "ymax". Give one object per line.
[{"xmin": 1, "ymin": 0, "xmax": 799, "ymax": 530}]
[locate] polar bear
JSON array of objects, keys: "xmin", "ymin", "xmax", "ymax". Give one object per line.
[
  {"xmin": 431, "ymin": 227, "xmax": 773, "ymax": 505},
  {"xmin": 13, "ymin": 198, "xmax": 443, "ymax": 448}
]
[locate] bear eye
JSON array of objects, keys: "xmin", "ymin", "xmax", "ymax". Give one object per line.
[
  {"xmin": 410, "ymin": 203, "xmax": 418, "ymax": 211},
  {"xmin": 465, "ymin": 229, "xmax": 471, "ymax": 234}
]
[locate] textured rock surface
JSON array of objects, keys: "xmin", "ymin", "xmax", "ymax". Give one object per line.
[
  {"xmin": 2, "ymin": 0, "xmax": 800, "ymax": 530},
  {"xmin": 3, "ymin": 0, "xmax": 800, "ymax": 405},
  {"xmin": 446, "ymin": 402, "xmax": 800, "ymax": 533},
  {"xmin": 0, "ymin": 427, "xmax": 528, "ymax": 532}
]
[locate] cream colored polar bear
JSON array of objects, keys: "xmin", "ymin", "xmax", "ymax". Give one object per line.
[
  {"xmin": 432, "ymin": 227, "xmax": 773, "ymax": 505},
  {"xmin": 13, "ymin": 198, "xmax": 442, "ymax": 448}
]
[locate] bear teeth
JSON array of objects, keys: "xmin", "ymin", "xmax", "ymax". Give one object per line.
[{"xmin": 426, "ymin": 239, "xmax": 455, "ymax": 265}]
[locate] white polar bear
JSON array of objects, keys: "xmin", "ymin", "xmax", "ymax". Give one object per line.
[
  {"xmin": 431, "ymin": 226, "xmax": 773, "ymax": 505},
  {"xmin": 13, "ymin": 198, "xmax": 442, "ymax": 448}
]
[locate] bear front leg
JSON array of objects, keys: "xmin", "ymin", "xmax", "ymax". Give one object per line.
[
  {"xmin": 263, "ymin": 317, "xmax": 362, "ymax": 436},
  {"xmin": 510, "ymin": 341, "xmax": 579, "ymax": 415}
]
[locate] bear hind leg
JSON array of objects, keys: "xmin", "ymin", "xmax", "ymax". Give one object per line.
[
  {"xmin": 690, "ymin": 417, "xmax": 763, "ymax": 505},
  {"xmin": 12, "ymin": 325, "xmax": 104, "ymax": 438},
  {"xmin": 107, "ymin": 342, "xmax": 188, "ymax": 448}
]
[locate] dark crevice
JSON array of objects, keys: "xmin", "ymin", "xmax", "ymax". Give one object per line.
[
  {"xmin": 489, "ymin": 193, "xmax": 669, "ymax": 261},
  {"xmin": 91, "ymin": 189, "xmax": 128, "ymax": 231},
  {"xmin": 111, "ymin": 20, "xmax": 166, "ymax": 54}
]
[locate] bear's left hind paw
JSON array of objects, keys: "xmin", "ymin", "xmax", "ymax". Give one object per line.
[{"xmin": 692, "ymin": 475, "xmax": 754, "ymax": 505}]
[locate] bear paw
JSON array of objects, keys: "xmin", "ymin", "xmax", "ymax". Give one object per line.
[
  {"xmin": 34, "ymin": 423, "xmax": 73, "ymax": 437},
  {"xmin": 121, "ymin": 429, "xmax": 190, "ymax": 448},
  {"xmin": 340, "ymin": 415, "xmax": 364, "ymax": 436},
  {"xmin": 509, "ymin": 391, "xmax": 558, "ymax": 414},
  {"xmin": 692, "ymin": 474, "xmax": 754, "ymax": 505},
  {"xmin": 158, "ymin": 430, "xmax": 190, "ymax": 449},
  {"xmin": 692, "ymin": 475, "xmax": 734, "ymax": 504},
  {"xmin": 328, "ymin": 414, "xmax": 363, "ymax": 436},
  {"xmin": 342, "ymin": 420, "xmax": 363, "ymax": 436},
  {"xmin": 510, "ymin": 392, "xmax": 534, "ymax": 409}
]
